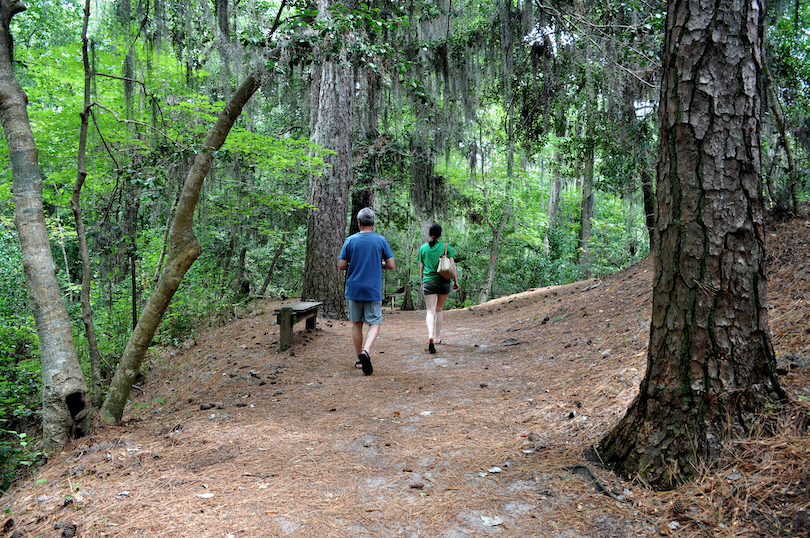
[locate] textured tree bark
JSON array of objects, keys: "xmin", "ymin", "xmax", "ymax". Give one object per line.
[
  {"xmin": 72, "ymin": 0, "xmax": 103, "ymax": 409},
  {"xmin": 100, "ymin": 71, "xmax": 263, "ymax": 424},
  {"xmin": 302, "ymin": 5, "xmax": 356, "ymax": 319},
  {"xmin": 1, "ymin": 0, "xmax": 91, "ymax": 457},
  {"xmin": 349, "ymin": 188, "xmax": 376, "ymax": 237},
  {"xmin": 597, "ymin": 0, "xmax": 784, "ymax": 490}
]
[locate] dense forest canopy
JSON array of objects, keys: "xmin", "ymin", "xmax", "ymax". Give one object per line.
[{"xmin": 0, "ymin": 0, "xmax": 808, "ymax": 487}]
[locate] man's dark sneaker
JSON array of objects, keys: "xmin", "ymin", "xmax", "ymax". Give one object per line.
[{"xmin": 358, "ymin": 350, "xmax": 373, "ymax": 375}]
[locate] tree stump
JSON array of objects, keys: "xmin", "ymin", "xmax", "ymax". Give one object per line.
[{"xmin": 401, "ymin": 284, "xmax": 415, "ymax": 311}]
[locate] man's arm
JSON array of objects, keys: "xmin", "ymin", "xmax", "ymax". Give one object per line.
[
  {"xmin": 382, "ymin": 257, "xmax": 395, "ymax": 270},
  {"xmin": 339, "ymin": 259, "xmax": 348, "ymax": 271}
]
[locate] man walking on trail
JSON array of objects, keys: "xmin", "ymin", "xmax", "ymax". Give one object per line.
[{"xmin": 338, "ymin": 207, "xmax": 395, "ymax": 375}]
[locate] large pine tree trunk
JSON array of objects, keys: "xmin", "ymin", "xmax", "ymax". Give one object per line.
[
  {"xmin": 100, "ymin": 71, "xmax": 263, "ymax": 424},
  {"xmin": 349, "ymin": 188, "xmax": 376, "ymax": 236},
  {"xmin": 597, "ymin": 0, "xmax": 785, "ymax": 490},
  {"xmin": 302, "ymin": 15, "xmax": 355, "ymax": 318},
  {"xmin": 1, "ymin": 0, "xmax": 91, "ymax": 456}
]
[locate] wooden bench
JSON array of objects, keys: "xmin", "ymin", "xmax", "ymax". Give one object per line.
[{"xmin": 274, "ymin": 301, "xmax": 323, "ymax": 352}]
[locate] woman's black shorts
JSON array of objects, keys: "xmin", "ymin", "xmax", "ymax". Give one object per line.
[{"xmin": 423, "ymin": 279, "xmax": 451, "ymax": 295}]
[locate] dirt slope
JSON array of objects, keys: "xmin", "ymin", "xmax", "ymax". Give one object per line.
[{"xmin": 2, "ymin": 218, "xmax": 809, "ymax": 538}]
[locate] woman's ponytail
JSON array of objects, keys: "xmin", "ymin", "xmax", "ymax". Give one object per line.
[{"xmin": 428, "ymin": 222, "xmax": 442, "ymax": 247}]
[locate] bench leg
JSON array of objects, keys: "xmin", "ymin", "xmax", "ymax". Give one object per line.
[
  {"xmin": 305, "ymin": 314, "xmax": 317, "ymax": 330},
  {"xmin": 278, "ymin": 307, "xmax": 293, "ymax": 352}
]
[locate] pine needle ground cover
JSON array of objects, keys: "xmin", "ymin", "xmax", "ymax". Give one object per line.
[{"xmin": 1, "ymin": 218, "xmax": 808, "ymax": 538}]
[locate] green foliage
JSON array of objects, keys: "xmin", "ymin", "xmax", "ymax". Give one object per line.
[
  {"xmin": 0, "ymin": 355, "xmax": 41, "ymax": 432},
  {"xmin": 0, "ymin": 430, "xmax": 42, "ymax": 492},
  {"xmin": 587, "ymin": 193, "xmax": 649, "ymax": 275},
  {"xmin": 0, "ymin": 232, "xmax": 42, "ymax": 492},
  {"xmin": 0, "ymin": 0, "xmax": 664, "ymax": 494},
  {"xmin": 765, "ymin": 3, "xmax": 810, "ymax": 211},
  {"xmin": 9, "ymin": 0, "xmax": 83, "ymax": 49},
  {"xmin": 769, "ymin": 6, "xmax": 810, "ymax": 110}
]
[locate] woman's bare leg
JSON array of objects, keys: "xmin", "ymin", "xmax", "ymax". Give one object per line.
[
  {"xmin": 435, "ymin": 293, "xmax": 449, "ymax": 343},
  {"xmin": 425, "ymin": 293, "xmax": 438, "ymax": 341}
]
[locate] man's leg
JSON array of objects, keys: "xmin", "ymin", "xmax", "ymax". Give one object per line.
[
  {"xmin": 352, "ymin": 321, "xmax": 365, "ymax": 356},
  {"xmin": 357, "ymin": 301, "xmax": 381, "ymax": 375},
  {"xmin": 364, "ymin": 323, "xmax": 381, "ymax": 353}
]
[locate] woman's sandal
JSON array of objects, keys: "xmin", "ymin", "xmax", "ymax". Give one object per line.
[
  {"xmin": 428, "ymin": 339, "xmax": 437, "ymax": 354},
  {"xmin": 355, "ymin": 361, "xmax": 363, "ymax": 369}
]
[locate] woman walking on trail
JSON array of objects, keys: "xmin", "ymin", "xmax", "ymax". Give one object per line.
[{"xmin": 417, "ymin": 223, "xmax": 459, "ymax": 354}]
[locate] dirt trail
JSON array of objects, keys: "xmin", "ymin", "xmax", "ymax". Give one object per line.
[{"xmin": 2, "ymin": 219, "xmax": 810, "ymax": 538}]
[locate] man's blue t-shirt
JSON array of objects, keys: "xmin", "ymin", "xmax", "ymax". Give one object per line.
[{"xmin": 339, "ymin": 231, "xmax": 394, "ymax": 301}]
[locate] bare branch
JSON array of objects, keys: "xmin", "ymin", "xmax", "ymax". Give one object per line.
[{"xmin": 91, "ymin": 102, "xmax": 186, "ymax": 148}]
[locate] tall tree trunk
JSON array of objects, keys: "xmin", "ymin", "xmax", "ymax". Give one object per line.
[
  {"xmin": 479, "ymin": 6, "xmax": 516, "ymax": 305},
  {"xmin": 349, "ymin": 187, "xmax": 376, "ymax": 236},
  {"xmin": 624, "ymin": 85, "xmax": 656, "ymax": 252},
  {"xmin": 597, "ymin": 0, "xmax": 785, "ymax": 490},
  {"xmin": 544, "ymin": 166, "xmax": 562, "ymax": 257},
  {"xmin": 478, "ymin": 208, "xmax": 509, "ymax": 304},
  {"xmin": 356, "ymin": 69, "xmax": 380, "ymax": 143},
  {"xmin": 544, "ymin": 117, "xmax": 565, "ymax": 256},
  {"xmin": 302, "ymin": 9, "xmax": 355, "ymax": 318},
  {"xmin": 220, "ymin": 234, "xmax": 235, "ymax": 293},
  {"xmin": 214, "ymin": 0, "xmax": 232, "ymax": 88},
  {"xmin": 55, "ymin": 205, "xmax": 72, "ymax": 290},
  {"xmin": 235, "ymin": 246, "xmax": 249, "ymax": 298},
  {"xmin": 640, "ymin": 167, "xmax": 655, "ymax": 250},
  {"xmin": 100, "ymin": 69, "xmax": 265, "ymax": 424},
  {"xmin": 215, "ymin": 0, "xmax": 229, "ymax": 37},
  {"xmin": 411, "ymin": 132, "xmax": 439, "ymax": 219},
  {"xmin": 764, "ymin": 62, "xmax": 799, "ymax": 216},
  {"xmin": 154, "ymin": 186, "xmax": 181, "ymax": 280},
  {"xmin": 577, "ymin": 142, "xmax": 594, "ymax": 278},
  {"xmin": 259, "ymin": 234, "xmax": 287, "ymax": 296},
  {"xmin": 479, "ymin": 118, "xmax": 514, "ymax": 303},
  {"xmin": 118, "ymin": 0, "xmax": 141, "ymax": 331},
  {"xmin": 625, "ymin": 192, "xmax": 636, "ymax": 262},
  {"xmin": 71, "ymin": 0, "xmax": 103, "ymax": 410},
  {"xmin": 1, "ymin": 0, "xmax": 91, "ymax": 456}
]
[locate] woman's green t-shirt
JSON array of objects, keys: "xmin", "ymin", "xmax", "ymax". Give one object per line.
[{"xmin": 417, "ymin": 241, "xmax": 456, "ymax": 282}]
